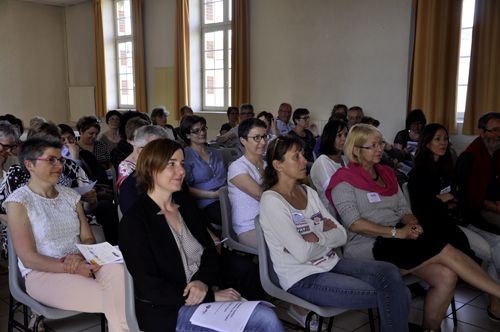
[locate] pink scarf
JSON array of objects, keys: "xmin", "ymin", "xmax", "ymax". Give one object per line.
[{"xmin": 325, "ymin": 162, "xmax": 399, "ymax": 207}]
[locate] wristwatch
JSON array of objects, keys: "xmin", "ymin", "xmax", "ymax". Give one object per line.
[{"xmin": 391, "ymin": 226, "xmax": 397, "ymax": 238}]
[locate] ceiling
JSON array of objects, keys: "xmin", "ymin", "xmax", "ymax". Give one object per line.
[{"xmin": 19, "ymin": 0, "xmax": 88, "ymax": 6}]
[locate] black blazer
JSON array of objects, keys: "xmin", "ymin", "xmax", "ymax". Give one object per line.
[{"xmin": 119, "ymin": 192, "xmax": 218, "ymax": 332}]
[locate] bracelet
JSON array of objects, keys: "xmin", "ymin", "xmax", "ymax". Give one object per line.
[{"xmin": 391, "ymin": 226, "xmax": 397, "ymax": 238}]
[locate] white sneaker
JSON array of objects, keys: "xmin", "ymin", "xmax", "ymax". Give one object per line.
[{"xmin": 287, "ymin": 305, "xmax": 325, "ymax": 331}]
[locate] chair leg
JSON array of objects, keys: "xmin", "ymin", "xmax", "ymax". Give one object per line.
[
  {"xmin": 368, "ymin": 308, "xmax": 376, "ymax": 332},
  {"xmin": 327, "ymin": 316, "xmax": 334, "ymax": 332},
  {"xmin": 451, "ymin": 296, "xmax": 458, "ymax": 327},
  {"xmin": 23, "ymin": 305, "xmax": 29, "ymax": 328},
  {"xmin": 33, "ymin": 315, "xmax": 44, "ymax": 332},
  {"xmin": 8, "ymin": 295, "xmax": 15, "ymax": 332},
  {"xmin": 317, "ymin": 315, "xmax": 324, "ymax": 332},
  {"xmin": 305, "ymin": 311, "xmax": 315, "ymax": 332},
  {"xmin": 100, "ymin": 313, "xmax": 107, "ymax": 332}
]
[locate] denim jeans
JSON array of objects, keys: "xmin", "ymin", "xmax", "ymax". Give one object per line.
[
  {"xmin": 288, "ymin": 259, "xmax": 410, "ymax": 332},
  {"xmin": 175, "ymin": 303, "xmax": 284, "ymax": 332}
]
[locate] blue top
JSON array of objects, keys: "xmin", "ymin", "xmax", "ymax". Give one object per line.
[{"xmin": 184, "ymin": 147, "xmax": 227, "ymax": 208}]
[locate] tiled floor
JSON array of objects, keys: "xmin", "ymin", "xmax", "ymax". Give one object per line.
[{"xmin": 1, "ymin": 257, "xmax": 500, "ymax": 331}]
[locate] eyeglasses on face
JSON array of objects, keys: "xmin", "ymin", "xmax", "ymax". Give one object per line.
[
  {"xmin": 33, "ymin": 156, "xmax": 66, "ymax": 166},
  {"xmin": 190, "ymin": 126, "xmax": 208, "ymax": 134},
  {"xmin": 484, "ymin": 127, "xmax": 500, "ymax": 134},
  {"xmin": 0, "ymin": 142, "xmax": 18, "ymax": 151},
  {"xmin": 246, "ymin": 134, "xmax": 271, "ymax": 142},
  {"xmin": 299, "ymin": 116, "xmax": 310, "ymax": 120},
  {"xmin": 356, "ymin": 142, "xmax": 386, "ymax": 150}
]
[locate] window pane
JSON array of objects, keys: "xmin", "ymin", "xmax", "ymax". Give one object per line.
[
  {"xmin": 205, "ymin": 51, "xmax": 215, "ymax": 69},
  {"xmin": 228, "ymin": 0, "xmax": 232, "ymax": 21},
  {"xmin": 460, "ymin": 28, "xmax": 473, "ymax": 57},
  {"xmin": 458, "ymin": 58, "xmax": 471, "ymax": 85},
  {"xmin": 116, "ymin": 0, "xmax": 132, "ymax": 36},
  {"xmin": 204, "ymin": 31, "xmax": 223, "ymax": 52},
  {"xmin": 228, "ymin": 29, "xmax": 232, "ymax": 51},
  {"xmin": 214, "ymin": 69, "xmax": 224, "ymax": 88},
  {"xmin": 118, "ymin": 41, "xmax": 134, "ymax": 75},
  {"xmin": 456, "ymin": 85, "xmax": 468, "ymax": 116},
  {"xmin": 204, "ymin": 0, "xmax": 224, "ymax": 24},
  {"xmin": 214, "ymin": 50, "xmax": 224, "ymax": 69},
  {"xmin": 462, "ymin": 0, "xmax": 476, "ymax": 28}
]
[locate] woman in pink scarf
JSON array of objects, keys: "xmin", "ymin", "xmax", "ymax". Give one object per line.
[{"xmin": 328, "ymin": 124, "xmax": 500, "ymax": 332}]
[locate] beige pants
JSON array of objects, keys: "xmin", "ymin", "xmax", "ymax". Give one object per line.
[{"xmin": 26, "ymin": 263, "xmax": 129, "ymax": 332}]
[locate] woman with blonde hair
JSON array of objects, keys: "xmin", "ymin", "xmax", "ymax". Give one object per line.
[{"xmin": 328, "ymin": 123, "xmax": 500, "ymax": 331}]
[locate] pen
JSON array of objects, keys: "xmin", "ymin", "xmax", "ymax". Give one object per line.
[{"xmin": 90, "ymin": 268, "xmax": 96, "ymax": 280}]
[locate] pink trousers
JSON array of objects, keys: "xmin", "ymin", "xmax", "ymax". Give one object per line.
[{"xmin": 25, "ymin": 263, "xmax": 129, "ymax": 332}]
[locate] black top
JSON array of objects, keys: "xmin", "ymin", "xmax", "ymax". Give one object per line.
[
  {"xmin": 288, "ymin": 129, "xmax": 316, "ymax": 162},
  {"xmin": 119, "ymin": 192, "xmax": 218, "ymax": 331},
  {"xmin": 110, "ymin": 139, "xmax": 133, "ymax": 172}
]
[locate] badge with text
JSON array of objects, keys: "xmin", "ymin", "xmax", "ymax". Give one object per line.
[{"xmin": 367, "ymin": 192, "xmax": 381, "ymax": 203}]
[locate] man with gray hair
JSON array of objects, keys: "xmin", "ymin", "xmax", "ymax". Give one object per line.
[
  {"xmin": 456, "ymin": 112, "xmax": 500, "ymax": 229},
  {"xmin": 0, "ymin": 121, "xmax": 21, "ymax": 176}
]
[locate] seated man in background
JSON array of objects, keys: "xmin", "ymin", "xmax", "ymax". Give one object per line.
[
  {"xmin": 216, "ymin": 104, "xmax": 255, "ymax": 148},
  {"xmin": 275, "ymin": 102, "xmax": 294, "ymax": 135},
  {"xmin": 219, "ymin": 106, "xmax": 239, "ymax": 135},
  {"xmin": 456, "ymin": 112, "xmax": 500, "ymax": 231},
  {"xmin": 346, "ymin": 106, "xmax": 364, "ymax": 128}
]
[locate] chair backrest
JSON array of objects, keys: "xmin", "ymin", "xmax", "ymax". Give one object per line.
[
  {"xmin": 218, "ymin": 186, "xmax": 258, "ymax": 255},
  {"xmin": 401, "ymin": 182, "xmax": 411, "ymax": 204},
  {"xmin": 7, "ymin": 229, "xmax": 80, "ymax": 319},
  {"xmin": 124, "ymin": 263, "xmax": 142, "ymax": 332},
  {"xmin": 254, "ymin": 216, "xmax": 348, "ymax": 318}
]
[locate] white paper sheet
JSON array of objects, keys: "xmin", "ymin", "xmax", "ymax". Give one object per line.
[
  {"xmin": 73, "ymin": 181, "xmax": 97, "ymax": 195},
  {"xmin": 76, "ymin": 242, "xmax": 123, "ymax": 265},
  {"xmin": 190, "ymin": 301, "xmax": 273, "ymax": 332}
]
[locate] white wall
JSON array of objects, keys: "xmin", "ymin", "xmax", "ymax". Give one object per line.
[
  {"xmin": 0, "ymin": 0, "xmax": 69, "ymax": 124},
  {"xmin": 250, "ymin": 0, "xmax": 413, "ymax": 140}
]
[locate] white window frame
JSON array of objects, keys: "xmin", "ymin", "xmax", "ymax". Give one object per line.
[
  {"xmin": 114, "ymin": 0, "xmax": 135, "ymax": 109},
  {"xmin": 201, "ymin": 0, "xmax": 232, "ymax": 111}
]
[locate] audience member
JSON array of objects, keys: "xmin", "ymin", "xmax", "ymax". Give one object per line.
[
  {"xmin": 409, "ymin": 123, "xmax": 500, "ymax": 320},
  {"xmin": 0, "ymin": 121, "xmax": 20, "ymax": 175},
  {"xmin": 310, "ymin": 120, "xmax": 348, "ymax": 216},
  {"xmin": 228, "ymin": 118, "xmax": 269, "ymax": 248},
  {"xmin": 119, "ymin": 138, "xmax": 282, "ymax": 332},
  {"xmin": 98, "ymin": 110, "xmax": 122, "ymax": 151},
  {"xmin": 346, "ymin": 106, "xmax": 364, "ymax": 128},
  {"xmin": 360, "ymin": 116, "xmax": 380, "ymax": 127},
  {"xmin": 394, "ymin": 109, "xmax": 426, "ymax": 161},
  {"xmin": 4, "ymin": 138, "xmax": 128, "ymax": 331},
  {"xmin": 288, "ymin": 108, "xmax": 316, "ymax": 163},
  {"xmin": 257, "ymin": 111, "xmax": 278, "ymax": 139},
  {"xmin": 110, "ymin": 113, "xmax": 150, "ymax": 171},
  {"xmin": 328, "ymin": 124, "xmax": 500, "ymax": 330},
  {"xmin": 117, "ymin": 125, "xmax": 169, "ymax": 190},
  {"xmin": 181, "ymin": 115, "xmax": 226, "ymax": 227},
  {"xmin": 456, "ymin": 112, "xmax": 500, "ymax": 228},
  {"xmin": 0, "ymin": 114, "xmax": 24, "ymax": 138},
  {"xmin": 260, "ymin": 135, "xmax": 410, "ymax": 331},
  {"xmin": 216, "ymin": 104, "xmax": 255, "ymax": 147},
  {"xmin": 76, "ymin": 116, "xmax": 110, "ymax": 169},
  {"xmin": 150, "ymin": 107, "xmax": 177, "ymax": 140},
  {"xmin": 219, "ymin": 106, "xmax": 239, "ymax": 135},
  {"xmin": 329, "ymin": 104, "xmax": 348, "ymax": 122},
  {"xmin": 276, "ymin": 102, "xmax": 294, "ymax": 135},
  {"xmin": 29, "ymin": 116, "xmax": 46, "ymax": 130},
  {"xmin": 174, "ymin": 105, "xmax": 194, "ymax": 139}
]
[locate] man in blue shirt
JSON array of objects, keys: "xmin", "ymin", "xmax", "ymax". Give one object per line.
[{"xmin": 276, "ymin": 102, "xmax": 295, "ymax": 135}]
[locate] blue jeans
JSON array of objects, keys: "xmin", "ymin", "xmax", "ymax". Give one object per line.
[
  {"xmin": 175, "ymin": 303, "xmax": 284, "ymax": 332},
  {"xmin": 288, "ymin": 259, "xmax": 410, "ymax": 332}
]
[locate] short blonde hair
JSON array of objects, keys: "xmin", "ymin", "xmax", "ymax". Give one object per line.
[{"xmin": 344, "ymin": 124, "xmax": 383, "ymax": 163}]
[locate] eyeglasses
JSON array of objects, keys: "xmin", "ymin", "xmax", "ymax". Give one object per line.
[
  {"xmin": 299, "ymin": 116, "xmax": 310, "ymax": 120},
  {"xmin": 33, "ymin": 156, "xmax": 66, "ymax": 166},
  {"xmin": 246, "ymin": 134, "xmax": 270, "ymax": 142},
  {"xmin": 356, "ymin": 142, "xmax": 386, "ymax": 150},
  {"xmin": 190, "ymin": 126, "xmax": 208, "ymax": 134},
  {"xmin": 484, "ymin": 127, "xmax": 500, "ymax": 134},
  {"xmin": 0, "ymin": 142, "xmax": 18, "ymax": 151}
]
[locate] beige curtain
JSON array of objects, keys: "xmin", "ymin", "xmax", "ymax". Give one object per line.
[
  {"xmin": 131, "ymin": 0, "xmax": 147, "ymax": 113},
  {"xmin": 463, "ymin": 0, "xmax": 500, "ymax": 135},
  {"xmin": 175, "ymin": 0, "xmax": 190, "ymax": 121},
  {"xmin": 231, "ymin": 0, "xmax": 250, "ymax": 107},
  {"xmin": 408, "ymin": 0, "xmax": 462, "ymax": 133},
  {"xmin": 92, "ymin": 0, "xmax": 107, "ymax": 118}
]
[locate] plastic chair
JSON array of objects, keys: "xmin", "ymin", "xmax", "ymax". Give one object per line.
[
  {"xmin": 124, "ymin": 263, "xmax": 142, "ymax": 332},
  {"xmin": 7, "ymin": 229, "xmax": 106, "ymax": 332},
  {"xmin": 402, "ymin": 182, "xmax": 411, "ymax": 204},
  {"xmin": 254, "ymin": 216, "xmax": 376, "ymax": 332},
  {"xmin": 218, "ymin": 186, "xmax": 258, "ymax": 255}
]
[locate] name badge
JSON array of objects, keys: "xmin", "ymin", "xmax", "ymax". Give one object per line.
[
  {"xmin": 367, "ymin": 192, "xmax": 381, "ymax": 203},
  {"xmin": 440, "ymin": 186, "xmax": 451, "ymax": 195}
]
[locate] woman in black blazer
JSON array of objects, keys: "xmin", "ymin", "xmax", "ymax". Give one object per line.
[{"xmin": 119, "ymin": 138, "xmax": 283, "ymax": 332}]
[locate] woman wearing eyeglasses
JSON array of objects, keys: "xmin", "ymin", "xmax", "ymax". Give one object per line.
[
  {"xmin": 228, "ymin": 118, "xmax": 269, "ymax": 248},
  {"xmin": 288, "ymin": 108, "xmax": 316, "ymax": 163},
  {"xmin": 181, "ymin": 115, "xmax": 227, "ymax": 228},
  {"xmin": 328, "ymin": 124, "xmax": 500, "ymax": 331},
  {"xmin": 4, "ymin": 138, "xmax": 128, "ymax": 331}
]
